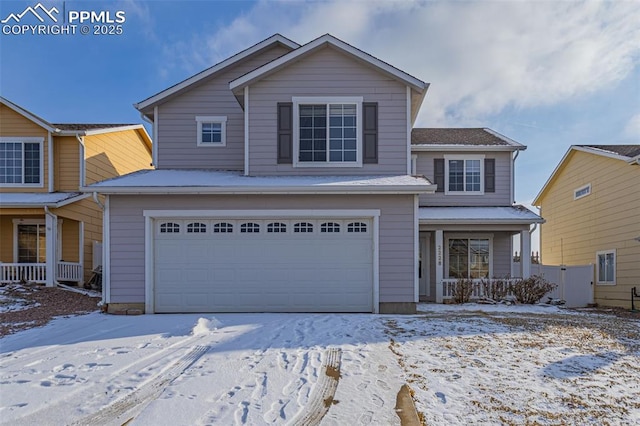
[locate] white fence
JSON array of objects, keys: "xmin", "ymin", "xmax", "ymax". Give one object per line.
[
  {"xmin": 512, "ymin": 263, "xmax": 594, "ymax": 308},
  {"xmin": 0, "ymin": 262, "xmax": 83, "ymax": 284}
]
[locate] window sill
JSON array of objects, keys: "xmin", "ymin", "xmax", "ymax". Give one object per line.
[{"xmin": 293, "ymin": 162, "xmax": 363, "ymax": 168}]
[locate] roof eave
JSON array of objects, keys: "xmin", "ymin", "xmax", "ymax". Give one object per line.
[
  {"xmin": 411, "ymin": 145, "xmax": 524, "ymax": 152},
  {"xmin": 0, "ymin": 96, "xmax": 57, "ymax": 132},
  {"xmin": 419, "ymin": 218, "xmax": 545, "ymax": 225},
  {"xmin": 135, "ymin": 34, "xmax": 300, "ymax": 111}
]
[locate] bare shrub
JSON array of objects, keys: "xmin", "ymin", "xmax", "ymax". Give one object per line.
[
  {"xmin": 510, "ymin": 275, "xmax": 557, "ymax": 304},
  {"xmin": 481, "ymin": 278, "xmax": 510, "ymax": 301},
  {"xmin": 453, "ymin": 278, "xmax": 474, "ymax": 304}
]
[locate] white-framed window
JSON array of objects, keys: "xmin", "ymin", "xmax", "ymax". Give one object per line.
[
  {"xmin": 196, "ymin": 116, "xmax": 227, "ymax": 147},
  {"xmin": 446, "ymin": 235, "xmax": 492, "ymax": 279},
  {"xmin": 292, "ymin": 96, "xmax": 363, "ymax": 167},
  {"xmin": 596, "ymin": 249, "xmax": 616, "ymax": 285},
  {"xmin": 0, "ymin": 137, "xmax": 44, "ymax": 187},
  {"xmin": 13, "ymin": 219, "xmax": 46, "ymax": 263},
  {"xmin": 574, "ymin": 184, "xmax": 591, "ymax": 200},
  {"xmin": 444, "ymin": 155, "xmax": 484, "ymax": 194}
]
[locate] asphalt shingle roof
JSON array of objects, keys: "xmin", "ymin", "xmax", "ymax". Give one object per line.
[
  {"xmin": 577, "ymin": 145, "xmax": 640, "ymax": 159},
  {"xmin": 52, "ymin": 123, "xmax": 136, "ymax": 131},
  {"xmin": 411, "ymin": 128, "xmax": 515, "ymax": 146}
]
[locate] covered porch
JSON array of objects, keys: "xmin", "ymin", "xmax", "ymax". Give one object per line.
[
  {"xmin": 417, "ymin": 205, "xmax": 544, "ymax": 303},
  {"xmin": 0, "ymin": 193, "xmax": 89, "ymax": 286}
]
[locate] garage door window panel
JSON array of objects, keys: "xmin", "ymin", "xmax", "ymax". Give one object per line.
[
  {"xmin": 347, "ymin": 222, "xmax": 367, "ymax": 233},
  {"xmin": 187, "ymin": 222, "xmax": 207, "ymax": 233},
  {"xmin": 294, "ymin": 222, "xmax": 313, "ymax": 233},
  {"xmin": 267, "ymin": 222, "xmax": 287, "ymax": 233},
  {"xmin": 160, "ymin": 222, "xmax": 180, "ymax": 234},
  {"xmin": 321, "ymin": 222, "xmax": 340, "ymax": 233},
  {"xmin": 240, "ymin": 223, "xmax": 260, "ymax": 233},
  {"xmin": 213, "ymin": 222, "xmax": 233, "ymax": 233}
]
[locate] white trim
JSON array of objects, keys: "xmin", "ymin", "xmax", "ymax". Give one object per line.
[
  {"xmin": 103, "ymin": 196, "xmax": 110, "ymax": 304},
  {"xmin": 406, "ymin": 86, "xmax": 412, "ymax": 175},
  {"xmin": 244, "ymin": 86, "xmax": 249, "ymax": 176},
  {"xmin": 435, "ymin": 230, "xmax": 443, "ymax": 303},
  {"xmin": 0, "ymin": 97, "xmax": 56, "ymax": 132},
  {"xmin": 230, "ymin": 34, "xmax": 426, "ymax": 92},
  {"xmin": 84, "ymin": 185, "xmax": 430, "ymax": 195},
  {"xmin": 0, "ymin": 137, "xmax": 45, "ymax": 188},
  {"xmin": 196, "ymin": 116, "xmax": 227, "ymax": 147},
  {"xmin": 373, "ymin": 214, "xmax": 380, "ymax": 314},
  {"xmin": 144, "ymin": 214, "xmax": 153, "ymax": 313},
  {"xmin": 413, "ymin": 195, "xmax": 419, "ymax": 303},
  {"xmin": 47, "ymin": 131, "xmax": 53, "ymax": 192},
  {"xmin": 412, "ymin": 144, "xmax": 523, "ymax": 152},
  {"xmin": 78, "ymin": 135, "xmax": 85, "ymax": 187},
  {"xmin": 153, "ymin": 106, "xmax": 158, "ymax": 167},
  {"xmin": 482, "ymin": 128, "xmax": 527, "ymax": 149},
  {"xmin": 443, "ymin": 154, "xmax": 485, "ymax": 195},
  {"xmin": 136, "ymin": 34, "xmax": 300, "ymax": 110},
  {"xmin": 143, "ymin": 209, "xmax": 381, "ymax": 218},
  {"xmin": 78, "ymin": 221, "xmax": 84, "ymax": 271},
  {"xmin": 292, "ymin": 96, "xmax": 363, "ymax": 168},
  {"xmin": 595, "ymin": 249, "xmax": 616, "ymax": 285},
  {"xmin": 573, "ymin": 183, "xmax": 591, "ymax": 200},
  {"xmin": 80, "ymin": 124, "xmax": 145, "ymax": 137}
]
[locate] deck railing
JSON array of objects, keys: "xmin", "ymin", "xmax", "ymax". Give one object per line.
[
  {"xmin": 0, "ymin": 262, "xmax": 83, "ymax": 284},
  {"xmin": 441, "ymin": 278, "xmax": 522, "ymax": 300}
]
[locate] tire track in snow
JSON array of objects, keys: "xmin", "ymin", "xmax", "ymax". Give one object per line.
[
  {"xmin": 70, "ymin": 345, "xmax": 209, "ymax": 426},
  {"xmin": 289, "ymin": 347, "xmax": 342, "ymax": 426}
]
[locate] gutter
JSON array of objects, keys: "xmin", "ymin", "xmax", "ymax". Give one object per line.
[{"xmin": 79, "ymin": 185, "xmax": 437, "ymax": 195}]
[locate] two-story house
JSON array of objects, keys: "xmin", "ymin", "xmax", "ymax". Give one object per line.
[
  {"xmin": 86, "ymin": 34, "xmax": 542, "ymax": 314},
  {"xmin": 0, "ymin": 97, "xmax": 152, "ymax": 286},
  {"xmin": 533, "ymin": 145, "xmax": 640, "ymax": 309}
]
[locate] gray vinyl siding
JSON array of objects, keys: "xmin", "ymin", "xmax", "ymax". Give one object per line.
[
  {"xmin": 247, "ymin": 46, "xmax": 409, "ymax": 175},
  {"xmin": 491, "ymin": 232, "xmax": 513, "ymax": 277},
  {"xmin": 416, "ymin": 151, "xmax": 512, "ymax": 206},
  {"xmin": 156, "ymin": 45, "xmax": 290, "ymax": 170},
  {"xmin": 108, "ymin": 194, "xmax": 416, "ymax": 305}
]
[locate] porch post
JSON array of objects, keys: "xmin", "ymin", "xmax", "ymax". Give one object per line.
[
  {"xmin": 435, "ymin": 229, "xmax": 444, "ymax": 303},
  {"xmin": 79, "ymin": 221, "xmax": 85, "ymax": 281},
  {"xmin": 520, "ymin": 230, "xmax": 531, "ymax": 278},
  {"xmin": 45, "ymin": 213, "xmax": 57, "ymax": 287}
]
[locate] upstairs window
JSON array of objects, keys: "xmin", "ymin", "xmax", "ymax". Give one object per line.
[
  {"xmin": 574, "ymin": 184, "xmax": 591, "ymax": 200},
  {"xmin": 444, "ymin": 155, "xmax": 484, "ymax": 194},
  {"xmin": 293, "ymin": 97, "xmax": 362, "ymax": 167},
  {"xmin": 0, "ymin": 139, "xmax": 43, "ymax": 186},
  {"xmin": 196, "ymin": 116, "xmax": 227, "ymax": 147}
]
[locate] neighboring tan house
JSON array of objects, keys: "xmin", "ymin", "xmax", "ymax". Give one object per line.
[
  {"xmin": 85, "ymin": 34, "xmax": 542, "ymax": 314},
  {"xmin": 0, "ymin": 97, "xmax": 152, "ymax": 286},
  {"xmin": 533, "ymin": 145, "xmax": 640, "ymax": 309}
]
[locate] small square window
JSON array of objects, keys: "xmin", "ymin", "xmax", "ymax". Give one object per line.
[{"xmin": 196, "ymin": 116, "xmax": 227, "ymax": 147}]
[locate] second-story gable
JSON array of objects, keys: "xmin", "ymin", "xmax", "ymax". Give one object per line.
[
  {"xmin": 138, "ymin": 34, "xmax": 428, "ymax": 177},
  {"xmin": 412, "ymin": 128, "xmax": 526, "ymax": 207}
]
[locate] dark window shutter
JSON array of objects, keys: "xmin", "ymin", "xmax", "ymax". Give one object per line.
[
  {"xmin": 434, "ymin": 158, "xmax": 444, "ymax": 192},
  {"xmin": 277, "ymin": 102, "xmax": 293, "ymax": 164},
  {"xmin": 485, "ymin": 158, "xmax": 495, "ymax": 193},
  {"xmin": 362, "ymin": 102, "xmax": 378, "ymax": 164}
]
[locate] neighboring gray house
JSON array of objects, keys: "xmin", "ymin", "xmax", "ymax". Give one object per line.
[{"xmin": 85, "ymin": 34, "xmax": 542, "ymax": 314}]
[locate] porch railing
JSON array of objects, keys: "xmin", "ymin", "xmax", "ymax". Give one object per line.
[
  {"xmin": 57, "ymin": 262, "xmax": 83, "ymax": 282},
  {"xmin": 0, "ymin": 262, "xmax": 83, "ymax": 284},
  {"xmin": 0, "ymin": 263, "xmax": 47, "ymax": 284},
  {"xmin": 441, "ymin": 278, "xmax": 522, "ymax": 300}
]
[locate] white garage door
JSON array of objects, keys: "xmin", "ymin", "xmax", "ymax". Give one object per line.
[{"xmin": 153, "ymin": 217, "xmax": 373, "ymax": 313}]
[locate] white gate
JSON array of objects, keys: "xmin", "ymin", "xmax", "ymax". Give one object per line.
[{"xmin": 512, "ymin": 263, "xmax": 594, "ymax": 308}]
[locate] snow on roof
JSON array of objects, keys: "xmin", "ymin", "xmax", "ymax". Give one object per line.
[
  {"xmin": 419, "ymin": 205, "xmax": 543, "ymax": 224},
  {"xmin": 84, "ymin": 169, "xmax": 435, "ymax": 194},
  {"xmin": 0, "ymin": 192, "xmax": 87, "ymax": 207}
]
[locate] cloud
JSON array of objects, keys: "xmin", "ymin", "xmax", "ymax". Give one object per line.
[
  {"xmin": 624, "ymin": 113, "xmax": 640, "ymax": 139},
  {"xmin": 159, "ymin": 0, "xmax": 640, "ymax": 126}
]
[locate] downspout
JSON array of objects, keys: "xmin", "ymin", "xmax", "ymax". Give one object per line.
[
  {"xmin": 511, "ymin": 150, "xmax": 520, "ymax": 204},
  {"xmin": 90, "ymin": 192, "xmax": 106, "ymax": 306},
  {"xmin": 44, "ymin": 206, "xmax": 58, "ymax": 287},
  {"xmin": 47, "ymin": 131, "xmax": 54, "ymax": 192},
  {"xmin": 76, "ymin": 133, "xmax": 86, "ymax": 187}
]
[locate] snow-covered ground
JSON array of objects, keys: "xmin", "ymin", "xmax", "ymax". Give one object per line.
[{"xmin": 0, "ymin": 304, "xmax": 638, "ymax": 425}]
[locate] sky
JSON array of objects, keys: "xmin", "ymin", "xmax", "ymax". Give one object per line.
[{"xmin": 1, "ymin": 0, "xmax": 639, "ymax": 236}]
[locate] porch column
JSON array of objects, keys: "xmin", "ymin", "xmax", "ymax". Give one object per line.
[
  {"xmin": 79, "ymin": 221, "xmax": 85, "ymax": 282},
  {"xmin": 435, "ymin": 229, "xmax": 444, "ymax": 303},
  {"xmin": 520, "ymin": 230, "xmax": 531, "ymax": 278},
  {"xmin": 45, "ymin": 213, "xmax": 57, "ymax": 287}
]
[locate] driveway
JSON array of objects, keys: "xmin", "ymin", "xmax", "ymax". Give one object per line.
[{"xmin": 1, "ymin": 305, "xmax": 638, "ymax": 425}]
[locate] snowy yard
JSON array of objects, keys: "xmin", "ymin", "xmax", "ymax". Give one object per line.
[{"xmin": 0, "ymin": 304, "xmax": 638, "ymax": 425}]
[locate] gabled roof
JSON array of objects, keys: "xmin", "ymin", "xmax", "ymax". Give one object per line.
[
  {"xmin": 533, "ymin": 144, "xmax": 640, "ymax": 205},
  {"xmin": 1, "ymin": 96, "xmax": 56, "ymax": 132},
  {"xmin": 411, "ymin": 128, "xmax": 526, "ymax": 151},
  {"xmin": 53, "ymin": 123, "xmax": 136, "ymax": 131},
  {"xmin": 82, "ymin": 169, "xmax": 435, "ymax": 195},
  {"xmin": 228, "ymin": 34, "xmax": 429, "ymax": 123},
  {"xmin": 135, "ymin": 34, "xmax": 299, "ymax": 112}
]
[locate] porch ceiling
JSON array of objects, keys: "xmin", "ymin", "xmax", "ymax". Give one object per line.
[{"xmin": 419, "ymin": 205, "xmax": 544, "ymax": 225}]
